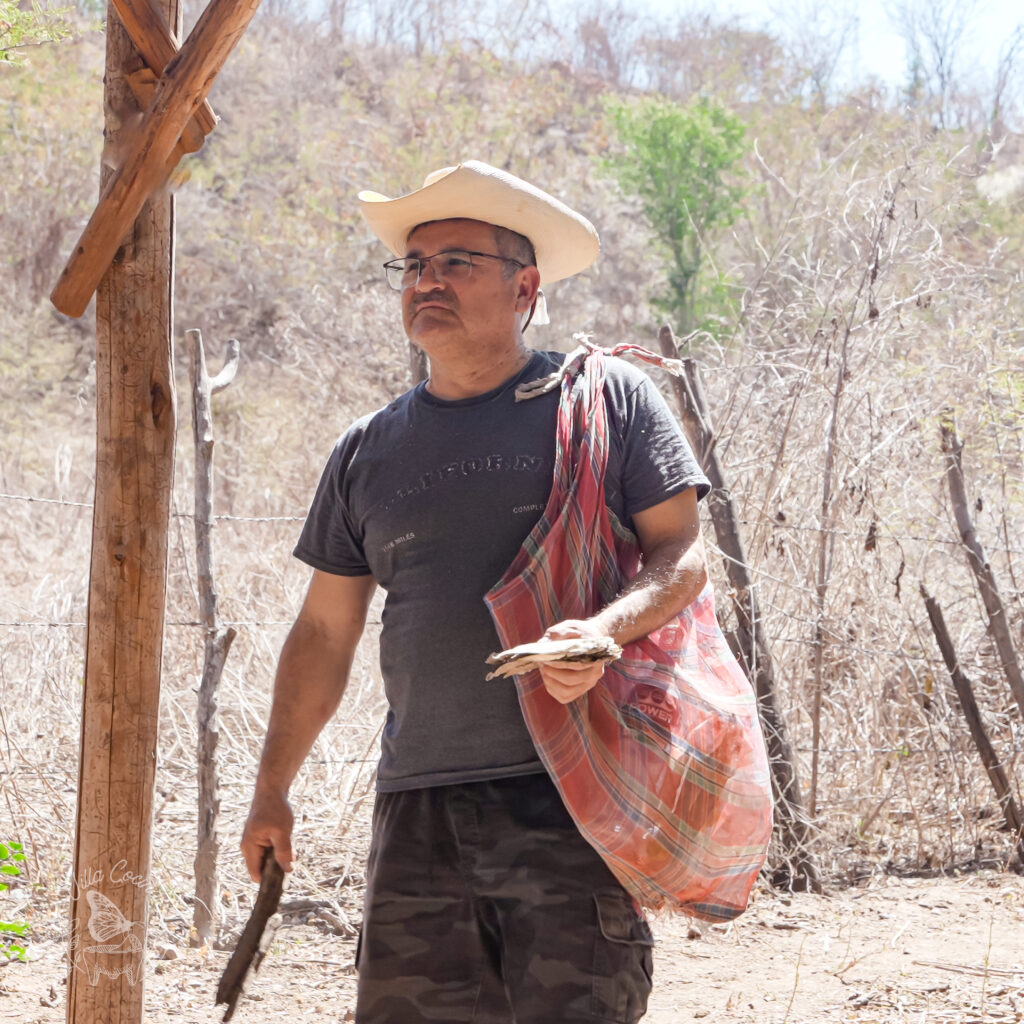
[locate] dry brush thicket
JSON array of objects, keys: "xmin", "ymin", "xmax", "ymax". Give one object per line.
[{"xmin": 1, "ymin": 6, "xmax": 1022, "ymax": 945}]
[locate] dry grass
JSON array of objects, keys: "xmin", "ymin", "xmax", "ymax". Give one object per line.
[{"xmin": 1, "ymin": 5, "xmax": 1022, "ymax": 980}]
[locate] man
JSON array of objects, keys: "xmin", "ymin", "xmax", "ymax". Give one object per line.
[{"xmin": 242, "ymin": 161, "xmax": 711, "ymax": 1023}]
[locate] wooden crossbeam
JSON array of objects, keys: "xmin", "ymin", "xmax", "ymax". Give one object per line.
[
  {"xmin": 51, "ymin": 0, "xmax": 262, "ymax": 318},
  {"xmin": 111, "ymin": 0, "xmax": 217, "ymax": 150},
  {"xmin": 124, "ymin": 61, "xmax": 207, "ymax": 176}
]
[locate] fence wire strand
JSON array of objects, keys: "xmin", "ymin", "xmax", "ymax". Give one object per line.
[{"xmin": 4, "ymin": 488, "xmax": 1024, "ymax": 550}]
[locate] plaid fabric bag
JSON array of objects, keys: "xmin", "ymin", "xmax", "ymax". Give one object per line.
[{"xmin": 485, "ymin": 343, "xmax": 772, "ymax": 920}]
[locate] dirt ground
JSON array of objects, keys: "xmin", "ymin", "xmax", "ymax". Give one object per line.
[{"xmin": 2, "ymin": 872, "xmax": 1022, "ymax": 1024}]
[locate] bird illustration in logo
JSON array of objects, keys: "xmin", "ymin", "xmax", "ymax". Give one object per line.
[{"xmin": 71, "ymin": 890, "xmax": 144, "ymax": 986}]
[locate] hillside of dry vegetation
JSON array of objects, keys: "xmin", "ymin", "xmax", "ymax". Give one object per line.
[{"xmin": 1, "ymin": 0, "xmax": 1023, "ymax": 980}]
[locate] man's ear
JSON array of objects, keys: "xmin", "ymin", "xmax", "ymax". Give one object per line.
[{"xmin": 514, "ymin": 266, "xmax": 542, "ymax": 313}]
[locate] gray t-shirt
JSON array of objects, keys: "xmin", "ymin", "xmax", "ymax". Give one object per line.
[{"xmin": 294, "ymin": 349, "xmax": 710, "ymax": 791}]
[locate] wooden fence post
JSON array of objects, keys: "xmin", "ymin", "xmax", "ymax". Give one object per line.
[
  {"xmin": 939, "ymin": 411, "xmax": 1024, "ymax": 720},
  {"xmin": 187, "ymin": 329, "xmax": 239, "ymax": 947},
  {"xmin": 657, "ymin": 325, "xmax": 821, "ymax": 893},
  {"xmin": 67, "ymin": 1, "xmax": 179, "ymax": 1018},
  {"xmin": 920, "ymin": 584, "xmax": 1024, "ymax": 871}
]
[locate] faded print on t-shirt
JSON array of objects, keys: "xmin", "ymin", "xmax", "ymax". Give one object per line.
[{"xmin": 294, "ymin": 350, "xmax": 709, "ymax": 791}]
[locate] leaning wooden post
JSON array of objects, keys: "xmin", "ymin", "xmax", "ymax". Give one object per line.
[
  {"xmin": 939, "ymin": 411, "xmax": 1024, "ymax": 720},
  {"xmin": 920, "ymin": 584, "xmax": 1024, "ymax": 871},
  {"xmin": 67, "ymin": 2, "xmax": 180, "ymax": 1019},
  {"xmin": 187, "ymin": 329, "xmax": 239, "ymax": 947},
  {"xmin": 657, "ymin": 325, "xmax": 821, "ymax": 893}
]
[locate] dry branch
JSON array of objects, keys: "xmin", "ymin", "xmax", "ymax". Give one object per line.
[
  {"xmin": 939, "ymin": 411, "xmax": 1024, "ymax": 721},
  {"xmin": 920, "ymin": 584, "xmax": 1023, "ymax": 870},
  {"xmin": 809, "ymin": 180, "xmax": 902, "ymax": 817},
  {"xmin": 187, "ymin": 329, "xmax": 240, "ymax": 947},
  {"xmin": 657, "ymin": 325, "xmax": 821, "ymax": 893},
  {"xmin": 215, "ymin": 850, "xmax": 285, "ymax": 1021},
  {"xmin": 50, "ymin": 0, "xmax": 262, "ymax": 318},
  {"xmin": 911, "ymin": 960, "xmax": 1024, "ymax": 979}
]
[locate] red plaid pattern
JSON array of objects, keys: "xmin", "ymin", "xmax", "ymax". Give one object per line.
[{"xmin": 485, "ymin": 344, "xmax": 773, "ymax": 920}]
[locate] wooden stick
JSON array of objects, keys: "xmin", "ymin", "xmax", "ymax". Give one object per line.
[
  {"xmin": 216, "ymin": 850, "xmax": 286, "ymax": 1021},
  {"xmin": 657, "ymin": 324, "xmax": 822, "ymax": 894},
  {"xmin": 920, "ymin": 583, "xmax": 1024, "ymax": 869},
  {"xmin": 187, "ymin": 329, "xmax": 240, "ymax": 948},
  {"xmin": 51, "ymin": 0, "xmax": 262, "ymax": 318},
  {"xmin": 111, "ymin": 0, "xmax": 217, "ymax": 141},
  {"xmin": 939, "ymin": 411, "xmax": 1024, "ymax": 721},
  {"xmin": 912, "ymin": 960, "xmax": 1024, "ymax": 979}
]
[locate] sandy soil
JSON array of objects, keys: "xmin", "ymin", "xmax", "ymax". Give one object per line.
[{"xmin": 2, "ymin": 872, "xmax": 1022, "ymax": 1023}]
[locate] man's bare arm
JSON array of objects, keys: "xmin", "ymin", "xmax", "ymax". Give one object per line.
[
  {"xmin": 241, "ymin": 569, "xmax": 376, "ymax": 881},
  {"xmin": 538, "ymin": 487, "xmax": 706, "ymax": 704},
  {"xmin": 591, "ymin": 485, "xmax": 706, "ymax": 645}
]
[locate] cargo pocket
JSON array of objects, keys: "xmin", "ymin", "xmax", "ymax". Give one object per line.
[{"xmin": 591, "ymin": 890, "xmax": 655, "ymax": 1023}]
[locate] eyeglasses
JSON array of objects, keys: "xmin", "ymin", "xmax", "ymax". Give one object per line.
[{"xmin": 382, "ymin": 249, "xmax": 525, "ymax": 291}]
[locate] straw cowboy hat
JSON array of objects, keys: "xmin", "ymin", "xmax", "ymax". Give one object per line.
[{"xmin": 357, "ymin": 160, "xmax": 600, "ymax": 285}]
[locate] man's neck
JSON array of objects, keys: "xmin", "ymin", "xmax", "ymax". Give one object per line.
[{"xmin": 424, "ymin": 343, "xmax": 534, "ymax": 401}]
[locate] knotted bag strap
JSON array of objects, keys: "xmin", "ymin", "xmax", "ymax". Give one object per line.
[
  {"xmin": 514, "ymin": 339, "xmax": 684, "ymax": 405},
  {"xmin": 515, "ymin": 339, "xmax": 686, "ymax": 500}
]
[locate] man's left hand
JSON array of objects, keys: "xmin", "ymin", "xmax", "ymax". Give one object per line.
[
  {"xmin": 536, "ymin": 488, "xmax": 707, "ymax": 704},
  {"xmin": 537, "ymin": 619, "xmax": 609, "ymax": 704}
]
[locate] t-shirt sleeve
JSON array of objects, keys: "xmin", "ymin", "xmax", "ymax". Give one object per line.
[
  {"xmin": 613, "ymin": 364, "xmax": 711, "ymax": 517},
  {"xmin": 293, "ymin": 425, "xmax": 373, "ymax": 577}
]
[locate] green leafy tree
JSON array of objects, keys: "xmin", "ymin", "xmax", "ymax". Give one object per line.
[
  {"xmin": 0, "ymin": 841, "xmax": 28, "ymax": 963},
  {"xmin": 604, "ymin": 94, "xmax": 747, "ymax": 338},
  {"xmin": 0, "ymin": 0, "xmax": 76, "ymax": 64}
]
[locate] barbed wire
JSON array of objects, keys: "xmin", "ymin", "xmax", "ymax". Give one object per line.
[
  {"xmin": 1, "ymin": 743, "xmax": 994, "ymax": 774},
  {"xmin": 0, "ymin": 617, "xmax": 998, "ymax": 674},
  {"xmin": 755, "ymin": 517, "xmax": 1024, "ymax": 558},
  {"xmin": 0, "ymin": 491, "xmax": 94, "ymax": 509},
  {"xmin": 0, "ymin": 619, "xmax": 295, "ymax": 629},
  {"xmin": 171, "ymin": 619, "xmax": 297, "ymax": 627},
  {"xmin": 3, "ymin": 489, "xmax": 1023, "ymax": 556},
  {"xmin": 2, "ymin": 491, "xmax": 1020, "ymax": 672},
  {"xmin": 0, "ymin": 621, "xmax": 87, "ymax": 628},
  {"xmin": 0, "ymin": 491, "xmax": 305, "ymax": 523},
  {"xmin": 201, "ymin": 513, "xmax": 305, "ymax": 522}
]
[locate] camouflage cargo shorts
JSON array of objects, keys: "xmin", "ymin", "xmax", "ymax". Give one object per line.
[{"xmin": 355, "ymin": 772, "xmax": 654, "ymax": 1023}]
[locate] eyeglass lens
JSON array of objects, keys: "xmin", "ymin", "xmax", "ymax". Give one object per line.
[{"xmin": 388, "ymin": 251, "xmax": 475, "ymax": 290}]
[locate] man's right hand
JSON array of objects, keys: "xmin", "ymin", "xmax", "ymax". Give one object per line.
[
  {"xmin": 241, "ymin": 787, "xmax": 295, "ymax": 883},
  {"xmin": 239, "ymin": 570, "xmax": 375, "ymax": 885}
]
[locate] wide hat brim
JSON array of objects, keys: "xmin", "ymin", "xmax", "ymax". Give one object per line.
[{"xmin": 358, "ymin": 160, "xmax": 599, "ymax": 285}]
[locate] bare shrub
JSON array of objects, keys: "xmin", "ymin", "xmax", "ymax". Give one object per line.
[{"xmin": 1, "ymin": 9, "xmax": 1021, "ymax": 959}]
